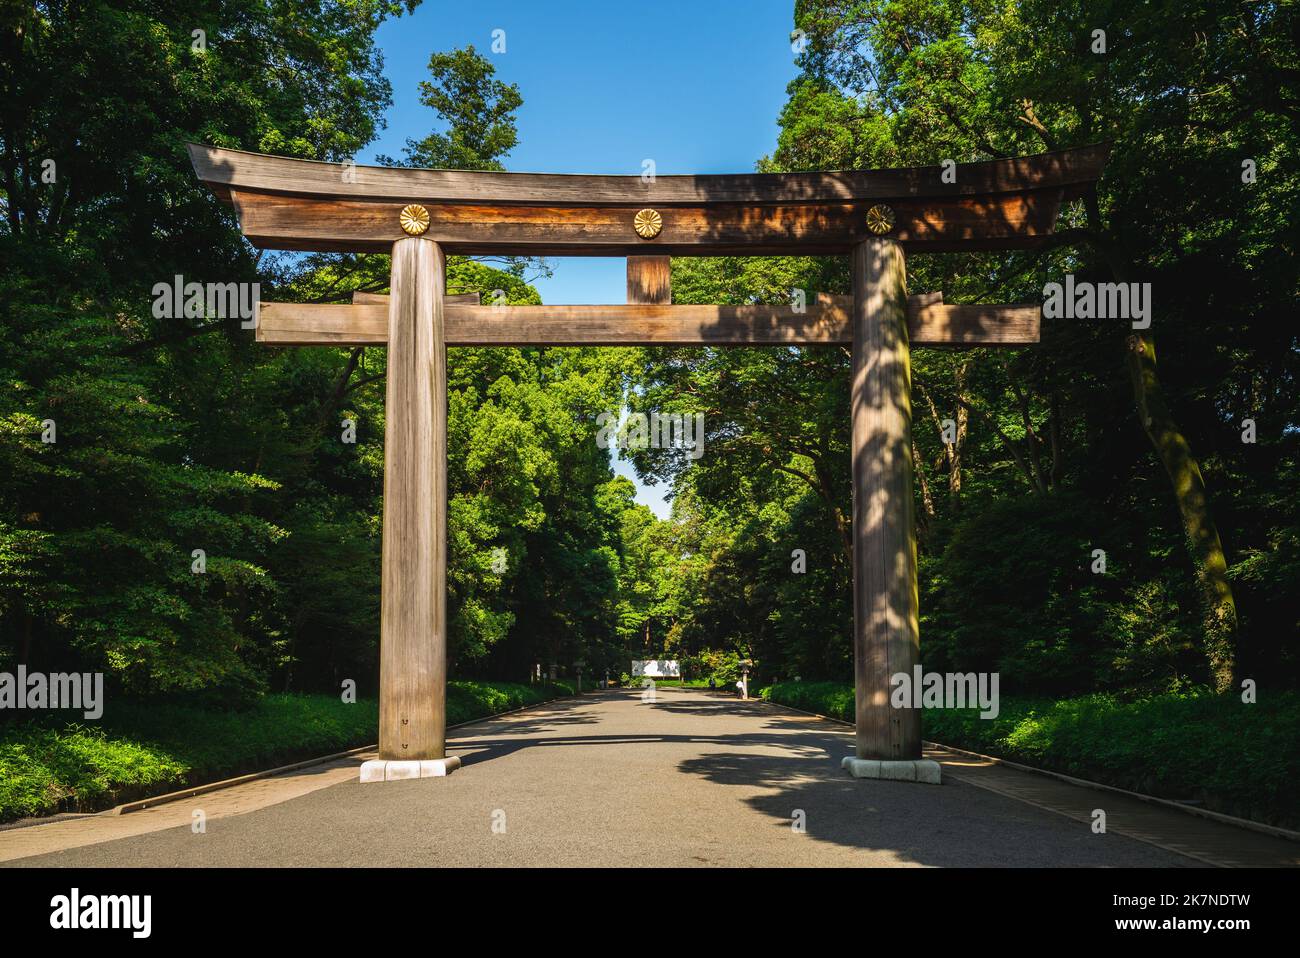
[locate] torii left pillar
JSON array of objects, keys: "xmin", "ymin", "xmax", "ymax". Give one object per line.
[{"xmin": 360, "ymin": 236, "xmax": 460, "ymax": 781}]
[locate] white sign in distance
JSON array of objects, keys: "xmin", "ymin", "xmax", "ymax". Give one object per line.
[{"xmin": 631, "ymin": 660, "xmax": 680, "ymax": 678}]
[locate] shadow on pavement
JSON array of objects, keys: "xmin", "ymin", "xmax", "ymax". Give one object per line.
[
  {"xmin": 447, "ymin": 692, "xmax": 1194, "ymax": 868},
  {"xmin": 450, "ymin": 730, "xmax": 824, "ymax": 767}
]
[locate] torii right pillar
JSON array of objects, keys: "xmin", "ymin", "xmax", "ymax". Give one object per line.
[{"xmin": 842, "ymin": 238, "xmax": 941, "ymax": 784}]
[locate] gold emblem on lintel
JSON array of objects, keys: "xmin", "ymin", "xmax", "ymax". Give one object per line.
[
  {"xmin": 633, "ymin": 208, "xmax": 663, "ymax": 239},
  {"xmin": 865, "ymin": 204, "xmax": 896, "ymax": 235},
  {"xmin": 399, "ymin": 203, "xmax": 430, "ymax": 236}
]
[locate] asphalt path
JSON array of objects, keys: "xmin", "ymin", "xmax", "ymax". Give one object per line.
[{"xmin": 6, "ymin": 688, "xmax": 1197, "ymax": 867}]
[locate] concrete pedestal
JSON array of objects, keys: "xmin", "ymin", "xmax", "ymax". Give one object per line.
[
  {"xmin": 841, "ymin": 755, "xmax": 941, "ymax": 784},
  {"xmin": 360, "ymin": 756, "xmax": 461, "ymax": 783}
]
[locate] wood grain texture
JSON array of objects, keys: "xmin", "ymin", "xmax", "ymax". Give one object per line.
[
  {"xmin": 851, "ymin": 239, "xmax": 922, "ymax": 761},
  {"xmin": 228, "ymin": 190, "xmax": 1063, "ymax": 256},
  {"xmin": 255, "ymin": 299, "xmax": 1039, "ymax": 347},
  {"xmin": 378, "ymin": 238, "xmax": 448, "ymax": 761},
  {"xmin": 627, "ymin": 256, "xmax": 672, "ymax": 304},
  {"xmin": 189, "ymin": 141, "xmax": 1110, "ymax": 206},
  {"xmin": 353, "ymin": 290, "xmax": 481, "ymax": 306}
]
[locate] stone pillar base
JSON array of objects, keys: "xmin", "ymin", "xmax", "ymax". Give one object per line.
[
  {"xmin": 360, "ymin": 756, "xmax": 462, "ymax": 783},
  {"xmin": 841, "ymin": 756, "xmax": 941, "ymax": 785}
]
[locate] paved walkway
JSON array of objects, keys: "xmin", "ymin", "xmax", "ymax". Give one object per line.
[{"xmin": 2, "ymin": 689, "xmax": 1293, "ymax": 867}]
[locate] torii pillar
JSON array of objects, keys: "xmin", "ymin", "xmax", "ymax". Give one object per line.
[
  {"xmin": 359, "ymin": 235, "xmax": 460, "ymax": 781},
  {"xmin": 842, "ymin": 237, "xmax": 939, "ymax": 784}
]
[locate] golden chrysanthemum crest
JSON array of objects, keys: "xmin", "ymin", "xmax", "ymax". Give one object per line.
[
  {"xmin": 399, "ymin": 203, "xmax": 430, "ymax": 236},
  {"xmin": 633, "ymin": 208, "xmax": 663, "ymax": 239},
  {"xmin": 865, "ymin": 204, "xmax": 896, "ymax": 235}
]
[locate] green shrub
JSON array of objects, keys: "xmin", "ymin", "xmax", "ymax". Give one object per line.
[
  {"xmin": 761, "ymin": 680, "xmax": 854, "ymax": 720},
  {"xmin": 0, "ymin": 724, "xmax": 187, "ymax": 821},
  {"xmin": 681, "ymin": 649, "xmax": 746, "ymax": 687},
  {"xmin": 446, "ymin": 679, "xmax": 574, "ymax": 725}
]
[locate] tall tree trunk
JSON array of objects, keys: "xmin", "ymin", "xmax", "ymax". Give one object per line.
[
  {"xmin": 912, "ymin": 439, "xmax": 935, "ymax": 536},
  {"xmin": 950, "ymin": 361, "xmax": 969, "ymax": 505},
  {"xmin": 1081, "ymin": 188, "xmax": 1239, "ymax": 690},
  {"xmin": 20, "ymin": 608, "xmax": 33, "ymax": 665},
  {"xmin": 1048, "ymin": 389, "xmax": 1064, "ymax": 488},
  {"xmin": 1127, "ymin": 332, "xmax": 1238, "ymax": 690}
]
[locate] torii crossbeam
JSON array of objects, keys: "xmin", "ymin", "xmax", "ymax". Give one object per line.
[{"xmin": 190, "ymin": 142, "xmax": 1108, "ymax": 783}]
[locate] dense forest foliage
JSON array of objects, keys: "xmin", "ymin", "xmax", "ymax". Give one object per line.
[
  {"xmin": 0, "ymin": 2, "xmax": 664, "ymax": 703},
  {"xmin": 2, "ymin": 0, "xmax": 1296, "ymax": 715},
  {"xmin": 631, "ymin": 0, "xmax": 1300, "ymax": 697}
]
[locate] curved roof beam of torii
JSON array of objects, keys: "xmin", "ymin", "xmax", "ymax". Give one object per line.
[
  {"xmin": 189, "ymin": 142, "xmax": 1110, "ymax": 206},
  {"xmin": 188, "ymin": 142, "xmax": 1109, "ymax": 257}
]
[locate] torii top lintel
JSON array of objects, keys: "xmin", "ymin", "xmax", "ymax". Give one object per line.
[{"xmin": 188, "ymin": 142, "xmax": 1109, "ymax": 258}]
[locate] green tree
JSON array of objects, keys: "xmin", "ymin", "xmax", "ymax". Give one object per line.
[
  {"xmin": 382, "ymin": 45, "xmax": 522, "ymax": 172},
  {"xmin": 777, "ymin": 0, "xmax": 1300, "ymax": 691}
]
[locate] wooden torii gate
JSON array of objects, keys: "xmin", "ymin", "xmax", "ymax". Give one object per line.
[{"xmin": 190, "ymin": 142, "xmax": 1108, "ymax": 783}]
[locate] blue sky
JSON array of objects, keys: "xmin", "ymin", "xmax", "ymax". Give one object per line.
[{"xmin": 369, "ymin": 1, "xmax": 802, "ymax": 516}]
